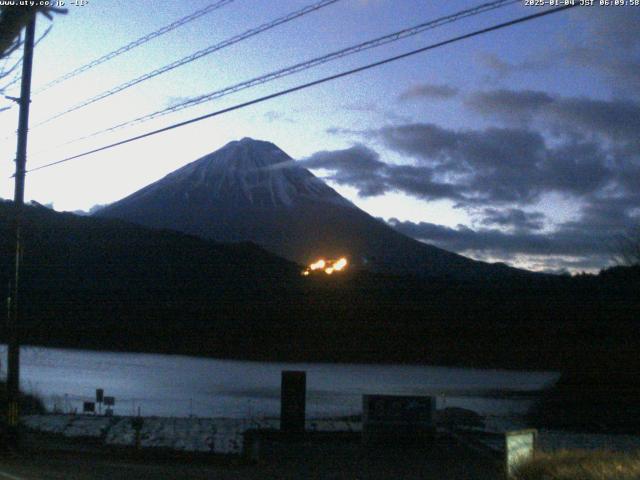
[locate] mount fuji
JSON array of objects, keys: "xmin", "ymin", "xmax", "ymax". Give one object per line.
[{"xmin": 96, "ymin": 137, "xmax": 528, "ymax": 280}]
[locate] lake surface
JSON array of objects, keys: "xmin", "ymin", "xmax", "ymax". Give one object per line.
[{"xmin": 0, "ymin": 345, "xmax": 557, "ymax": 419}]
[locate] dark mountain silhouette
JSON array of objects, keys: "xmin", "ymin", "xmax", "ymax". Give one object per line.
[
  {"xmin": 96, "ymin": 137, "xmax": 532, "ymax": 280},
  {"xmin": 0, "ymin": 199, "xmax": 638, "ymax": 370},
  {"xmin": 0, "ymin": 199, "xmax": 301, "ymax": 327},
  {"xmin": 3, "ymin": 201, "xmax": 639, "ymax": 432}
]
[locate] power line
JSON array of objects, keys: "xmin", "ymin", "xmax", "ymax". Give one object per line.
[
  {"xmin": 32, "ymin": 0, "xmax": 235, "ymax": 95},
  {"xmin": 32, "ymin": 0, "xmax": 340, "ymax": 127},
  {"xmin": 0, "ymin": 54, "xmax": 24, "ymax": 83},
  {"xmin": 57, "ymin": 0, "xmax": 519, "ymax": 147},
  {"xmin": 26, "ymin": 5, "xmax": 576, "ymax": 175},
  {"xmin": 1, "ymin": 24, "xmax": 51, "ymax": 103}
]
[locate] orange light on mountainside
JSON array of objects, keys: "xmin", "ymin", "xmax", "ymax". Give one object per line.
[
  {"xmin": 302, "ymin": 257, "xmax": 348, "ymax": 276},
  {"xmin": 309, "ymin": 259, "xmax": 326, "ymax": 271},
  {"xmin": 333, "ymin": 258, "xmax": 347, "ymax": 271}
]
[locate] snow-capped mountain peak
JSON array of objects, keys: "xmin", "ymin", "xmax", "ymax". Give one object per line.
[
  {"xmin": 97, "ymin": 137, "xmax": 529, "ymax": 279},
  {"xmin": 143, "ymin": 137, "xmax": 354, "ymax": 209}
]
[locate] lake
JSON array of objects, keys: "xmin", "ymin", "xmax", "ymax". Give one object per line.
[{"xmin": 0, "ymin": 345, "xmax": 557, "ymax": 419}]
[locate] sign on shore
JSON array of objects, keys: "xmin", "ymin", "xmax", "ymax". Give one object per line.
[{"xmin": 505, "ymin": 429, "xmax": 537, "ymax": 477}]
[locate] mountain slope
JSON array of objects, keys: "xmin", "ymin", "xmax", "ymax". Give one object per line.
[
  {"xmin": 0, "ymin": 199, "xmax": 301, "ymax": 326},
  {"xmin": 1, "ymin": 200, "xmax": 638, "ymax": 367},
  {"xmin": 96, "ymin": 137, "xmax": 530, "ymax": 280}
]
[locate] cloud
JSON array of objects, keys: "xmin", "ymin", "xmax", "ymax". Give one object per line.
[
  {"xmin": 343, "ymin": 102, "xmax": 378, "ymax": 112},
  {"xmin": 301, "ymin": 144, "xmax": 389, "ymax": 196},
  {"xmin": 478, "ymin": 7, "xmax": 640, "ymax": 92},
  {"xmin": 386, "ymin": 206, "xmax": 638, "ymax": 271},
  {"xmin": 338, "ymin": 102, "xmax": 412, "ymax": 124},
  {"xmin": 302, "ymin": 144, "xmax": 385, "ymax": 173},
  {"xmin": 565, "ymin": 7, "xmax": 640, "ymax": 90},
  {"xmin": 479, "ymin": 208, "xmax": 545, "ymax": 232},
  {"xmin": 300, "ymin": 144, "xmax": 465, "ymax": 201},
  {"xmin": 467, "ymin": 89, "xmax": 640, "ymax": 149},
  {"xmin": 398, "ymin": 83, "xmax": 458, "ymax": 101},
  {"xmin": 263, "ymin": 110, "xmax": 295, "ymax": 124},
  {"xmin": 555, "ymin": 196, "xmax": 640, "ymax": 237},
  {"xmin": 477, "ymin": 52, "xmax": 551, "ymax": 78},
  {"xmin": 386, "ymin": 218, "xmax": 602, "ymax": 258},
  {"xmin": 316, "ymin": 87, "xmax": 639, "ymax": 271},
  {"xmin": 325, "ymin": 126, "xmax": 364, "ymax": 136},
  {"xmin": 541, "ymin": 139, "xmax": 612, "ymax": 196},
  {"xmin": 465, "ymin": 89, "xmax": 554, "ymax": 124},
  {"xmin": 545, "ymin": 97, "xmax": 640, "ymax": 145},
  {"xmin": 315, "ymin": 114, "xmax": 629, "ymax": 207},
  {"xmin": 374, "ymin": 122, "xmax": 618, "ymax": 205}
]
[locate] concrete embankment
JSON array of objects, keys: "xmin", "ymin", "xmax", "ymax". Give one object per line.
[{"xmin": 21, "ymin": 414, "xmax": 357, "ymax": 454}]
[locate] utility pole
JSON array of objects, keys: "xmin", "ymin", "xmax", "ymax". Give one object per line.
[{"xmin": 6, "ymin": 13, "xmax": 36, "ymax": 449}]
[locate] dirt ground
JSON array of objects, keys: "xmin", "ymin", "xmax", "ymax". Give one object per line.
[{"xmin": 0, "ymin": 432, "xmax": 502, "ymax": 479}]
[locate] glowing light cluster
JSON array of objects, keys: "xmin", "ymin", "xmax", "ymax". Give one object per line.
[
  {"xmin": 302, "ymin": 257, "xmax": 348, "ymax": 276},
  {"xmin": 309, "ymin": 259, "xmax": 326, "ymax": 270}
]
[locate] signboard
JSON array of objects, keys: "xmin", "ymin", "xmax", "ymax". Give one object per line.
[
  {"xmin": 505, "ymin": 429, "xmax": 537, "ymax": 477},
  {"xmin": 83, "ymin": 401, "xmax": 95, "ymax": 413},
  {"xmin": 103, "ymin": 396, "xmax": 115, "ymax": 407},
  {"xmin": 96, "ymin": 389, "xmax": 104, "ymax": 403},
  {"xmin": 280, "ymin": 371, "xmax": 306, "ymax": 433},
  {"xmin": 363, "ymin": 395, "xmax": 435, "ymax": 443}
]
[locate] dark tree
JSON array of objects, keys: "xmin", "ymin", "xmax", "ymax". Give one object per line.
[
  {"xmin": 0, "ymin": 5, "xmax": 65, "ymax": 96},
  {"xmin": 613, "ymin": 225, "xmax": 640, "ymax": 267}
]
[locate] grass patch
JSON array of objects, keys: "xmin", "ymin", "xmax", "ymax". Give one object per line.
[{"xmin": 513, "ymin": 450, "xmax": 640, "ymax": 480}]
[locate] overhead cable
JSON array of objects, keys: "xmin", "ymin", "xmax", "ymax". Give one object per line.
[
  {"xmin": 33, "ymin": 0, "xmax": 236, "ymax": 95},
  {"xmin": 0, "ymin": 24, "xmax": 52, "ymax": 107},
  {"xmin": 33, "ymin": 0, "xmax": 340, "ymax": 126},
  {"xmin": 26, "ymin": 5, "xmax": 577, "ymax": 174},
  {"xmin": 71, "ymin": 0, "xmax": 520, "ymax": 143}
]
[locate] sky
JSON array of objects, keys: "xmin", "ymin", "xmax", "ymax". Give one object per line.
[{"xmin": 0, "ymin": 0, "xmax": 638, "ymax": 273}]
